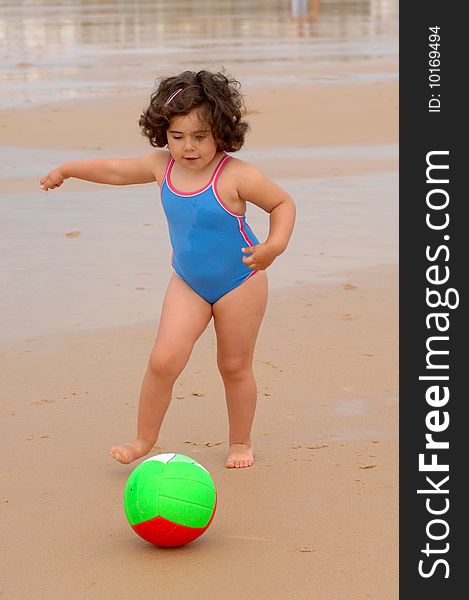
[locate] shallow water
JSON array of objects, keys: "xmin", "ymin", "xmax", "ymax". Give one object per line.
[
  {"xmin": 0, "ymin": 153, "xmax": 397, "ymax": 338},
  {"xmin": 0, "ymin": 0, "xmax": 398, "ymax": 339},
  {"xmin": 0, "ymin": 0, "xmax": 398, "ymax": 107}
]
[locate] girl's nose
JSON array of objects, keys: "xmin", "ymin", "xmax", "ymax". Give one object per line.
[{"xmin": 184, "ymin": 137, "xmax": 195, "ymax": 151}]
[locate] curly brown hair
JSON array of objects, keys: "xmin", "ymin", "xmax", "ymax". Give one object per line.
[{"xmin": 139, "ymin": 70, "xmax": 250, "ymax": 152}]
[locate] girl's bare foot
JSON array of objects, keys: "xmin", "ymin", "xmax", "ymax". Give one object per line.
[
  {"xmin": 110, "ymin": 439, "xmax": 153, "ymax": 465},
  {"xmin": 225, "ymin": 443, "xmax": 254, "ymax": 469}
]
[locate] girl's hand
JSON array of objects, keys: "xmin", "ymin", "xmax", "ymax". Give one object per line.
[
  {"xmin": 241, "ymin": 243, "xmax": 278, "ymax": 270},
  {"xmin": 40, "ymin": 168, "xmax": 65, "ymax": 191}
]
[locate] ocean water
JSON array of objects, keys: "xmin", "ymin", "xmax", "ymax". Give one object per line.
[
  {"xmin": 0, "ymin": 0, "xmax": 398, "ymax": 107},
  {"xmin": 0, "ymin": 0, "xmax": 398, "ymax": 339}
]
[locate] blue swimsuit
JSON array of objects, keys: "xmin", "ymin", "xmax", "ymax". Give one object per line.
[{"xmin": 161, "ymin": 154, "xmax": 259, "ymax": 304}]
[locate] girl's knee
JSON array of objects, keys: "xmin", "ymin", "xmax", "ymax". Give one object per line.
[
  {"xmin": 217, "ymin": 355, "xmax": 252, "ymax": 382},
  {"xmin": 148, "ymin": 349, "xmax": 186, "ymax": 382}
]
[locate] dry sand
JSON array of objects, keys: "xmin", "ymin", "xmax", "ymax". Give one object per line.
[{"xmin": 1, "ymin": 75, "xmax": 398, "ymax": 599}]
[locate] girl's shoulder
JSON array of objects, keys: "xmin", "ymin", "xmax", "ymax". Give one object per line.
[
  {"xmin": 224, "ymin": 155, "xmax": 260, "ymax": 180},
  {"xmin": 223, "ymin": 155, "xmax": 266, "ymax": 189},
  {"xmin": 145, "ymin": 149, "xmax": 171, "ymax": 186}
]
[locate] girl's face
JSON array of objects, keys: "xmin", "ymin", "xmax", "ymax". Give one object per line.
[{"xmin": 166, "ymin": 109, "xmax": 218, "ymax": 170}]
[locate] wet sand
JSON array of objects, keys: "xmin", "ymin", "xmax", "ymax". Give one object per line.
[
  {"xmin": 1, "ymin": 21, "xmax": 398, "ymax": 600},
  {"xmin": 0, "ymin": 80, "xmax": 398, "ymax": 339}
]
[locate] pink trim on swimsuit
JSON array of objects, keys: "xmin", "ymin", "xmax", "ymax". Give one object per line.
[{"xmin": 166, "ymin": 155, "xmax": 227, "ymax": 197}]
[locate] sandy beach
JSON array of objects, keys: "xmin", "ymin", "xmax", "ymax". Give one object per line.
[
  {"xmin": 2, "ymin": 264, "xmax": 397, "ymax": 599},
  {"xmin": 1, "ymin": 2, "xmax": 398, "ymax": 598}
]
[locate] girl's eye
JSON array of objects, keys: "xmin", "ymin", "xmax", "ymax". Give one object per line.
[
  {"xmin": 195, "ymin": 136, "xmax": 206, "ymax": 141},
  {"xmin": 173, "ymin": 136, "xmax": 183, "ymax": 140}
]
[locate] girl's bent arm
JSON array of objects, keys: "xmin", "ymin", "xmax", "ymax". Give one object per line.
[
  {"xmin": 40, "ymin": 151, "xmax": 163, "ymax": 191},
  {"xmin": 237, "ymin": 163, "xmax": 296, "ymax": 270},
  {"xmin": 263, "ymin": 190, "xmax": 296, "ymax": 255}
]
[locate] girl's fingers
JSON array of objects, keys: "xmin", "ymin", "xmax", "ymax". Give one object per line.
[
  {"xmin": 242, "ymin": 257, "xmax": 258, "ymax": 270},
  {"xmin": 40, "ymin": 178, "xmax": 63, "ymax": 190}
]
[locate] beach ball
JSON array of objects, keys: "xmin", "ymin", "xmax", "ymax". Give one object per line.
[{"xmin": 123, "ymin": 453, "xmax": 217, "ymax": 547}]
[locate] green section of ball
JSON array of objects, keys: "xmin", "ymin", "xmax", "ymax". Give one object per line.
[
  {"xmin": 123, "ymin": 454, "xmax": 217, "ymax": 529},
  {"xmin": 158, "ymin": 462, "xmax": 216, "ymax": 528},
  {"xmin": 124, "ymin": 458, "xmax": 164, "ymax": 526}
]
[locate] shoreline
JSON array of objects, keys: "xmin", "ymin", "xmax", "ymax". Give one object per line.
[
  {"xmin": 1, "ymin": 77, "xmax": 398, "ymax": 342},
  {"xmin": 0, "ymin": 80, "xmax": 398, "ymax": 151}
]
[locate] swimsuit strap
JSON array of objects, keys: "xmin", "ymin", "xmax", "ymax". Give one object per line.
[
  {"xmin": 162, "ymin": 154, "xmax": 174, "ymax": 184},
  {"xmin": 211, "ymin": 154, "xmax": 231, "ymax": 188}
]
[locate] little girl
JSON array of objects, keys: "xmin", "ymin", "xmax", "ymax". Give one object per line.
[{"xmin": 40, "ymin": 70, "xmax": 296, "ymax": 469}]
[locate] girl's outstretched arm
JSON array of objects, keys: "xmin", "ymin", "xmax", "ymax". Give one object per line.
[
  {"xmin": 40, "ymin": 151, "xmax": 166, "ymax": 191},
  {"xmin": 236, "ymin": 162, "xmax": 296, "ymax": 271}
]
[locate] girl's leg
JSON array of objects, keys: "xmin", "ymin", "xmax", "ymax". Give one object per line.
[
  {"xmin": 212, "ymin": 271, "xmax": 268, "ymax": 468},
  {"xmin": 110, "ymin": 274, "xmax": 212, "ymax": 464}
]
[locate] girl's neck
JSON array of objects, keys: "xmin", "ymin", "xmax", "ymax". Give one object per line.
[{"xmin": 169, "ymin": 152, "xmax": 224, "ymax": 191}]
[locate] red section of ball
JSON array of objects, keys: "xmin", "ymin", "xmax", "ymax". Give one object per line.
[{"xmin": 132, "ymin": 498, "xmax": 217, "ymax": 547}]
